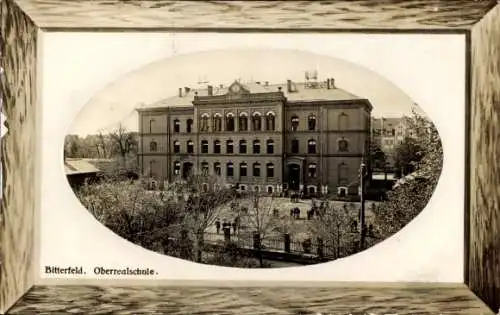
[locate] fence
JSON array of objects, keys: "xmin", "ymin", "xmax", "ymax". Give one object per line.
[{"xmin": 203, "ymin": 231, "xmax": 364, "ymax": 260}]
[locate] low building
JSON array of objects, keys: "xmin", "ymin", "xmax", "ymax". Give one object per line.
[{"xmin": 64, "ymin": 158, "xmax": 103, "ymax": 188}]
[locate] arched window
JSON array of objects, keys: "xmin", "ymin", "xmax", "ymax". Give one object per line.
[
  {"xmin": 266, "ymin": 112, "xmax": 276, "ymax": 131},
  {"xmin": 226, "ymin": 162, "xmax": 234, "ymax": 177},
  {"xmin": 338, "ymin": 113, "xmax": 349, "ymax": 130},
  {"xmin": 239, "ymin": 140, "xmax": 247, "ymax": 154},
  {"xmin": 240, "ymin": 162, "xmax": 248, "ymax": 177},
  {"xmin": 226, "ymin": 113, "xmax": 235, "ymax": 131},
  {"xmin": 266, "ymin": 139, "xmax": 274, "ymax": 154},
  {"xmin": 253, "ymin": 163, "xmax": 261, "ymax": 177},
  {"xmin": 200, "ymin": 113, "xmax": 209, "ymax": 132},
  {"xmin": 186, "ymin": 119, "xmax": 193, "ymax": 133},
  {"xmin": 266, "ymin": 163, "xmax": 274, "ymax": 178},
  {"xmin": 226, "ymin": 139, "xmax": 234, "ymax": 154},
  {"xmin": 338, "ymin": 163, "xmax": 349, "ymax": 186},
  {"xmin": 214, "ymin": 162, "xmax": 221, "ymax": 176},
  {"xmin": 253, "ymin": 140, "xmax": 260, "ymax": 154},
  {"xmin": 213, "ymin": 113, "xmax": 222, "ymax": 132},
  {"xmin": 308, "ymin": 139, "xmax": 317, "ymax": 154},
  {"xmin": 201, "ymin": 162, "xmax": 209, "ymax": 176},
  {"xmin": 338, "ymin": 137, "xmax": 349, "ymax": 152},
  {"xmin": 214, "ymin": 140, "xmax": 221, "ymax": 154},
  {"xmin": 173, "ymin": 161, "xmax": 181, "ymax": 175},
  {"xmin": 173, "ymin": 119, "xmax": 180, "ymax": 133},
  {"xmin": 308, "ymin": 163, "xmax": 317, "ymax": 178},
  {"xmin": 291, "ymin": 139, "xmax": 299, "ymax": 154},
  {"xmin": 267, "ymin": 186, "xmax": 274, "ymax": 193},
  {"xmin": 187, "ymin": 140, "xmax": 194, "ymax": 154},
  {"xmin": 149, "ymin": 141, "xmax": 157, "ymax": 152},
  {"xmin": 308, "ymin": 115, "xmax": 316, "ymax": 131},
  {"xmin": 252, "ymin": 112, "xmax": 262, "ymax": 131},
  {"xmin": 291, "ymin": 115, "xmax": 299, "ymax": 131},
  {"xmin": 201, "ymin": 140, "xmax": 208, "ymax": 154},
  {"xmin": 173, "ymin": 140, "xmax": 180, "ymax": 153},
  {"xmin": 239, "ymin": 112, "xmax": 248, "ymax": 131}
]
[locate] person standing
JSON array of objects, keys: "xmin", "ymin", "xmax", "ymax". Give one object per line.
[{"xmin": 215, "ymin": 219, "xmax": 221, "ymax": 234}]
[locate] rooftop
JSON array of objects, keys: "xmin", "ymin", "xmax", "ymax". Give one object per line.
[
  {"xmin": 64, "ymin": 158, "xmax": 110, "ymax": 176},
  {"xmin": 139, "ymin": 79, "xmax": 364, "ymax": 110}
]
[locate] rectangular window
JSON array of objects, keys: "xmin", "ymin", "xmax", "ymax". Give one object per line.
[
  {"xmin": 267, "ymin": 165, "xmax": 274, "ymax": 178},
  {"xmin": 240, "ymin": 165, "xmax": 247, "ymax": 177},
  {"xmin": 253, "ymin": 165, "xmax": 260, "ymax": 177},
  {"xmin": 227, "ymin": 165, "xmax": 234, "ymax": 177},
  {"xmin": 227, "ymin": 141, "xmax": 234, "ymax": 154}
]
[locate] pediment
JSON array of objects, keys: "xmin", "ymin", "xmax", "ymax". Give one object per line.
[{"xmin": 226, "ymin": 80, "xmax": 250, "ymax": 96}]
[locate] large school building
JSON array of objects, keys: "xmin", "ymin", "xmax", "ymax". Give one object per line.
[{"xmin": 137, "ymin": 75, "xmax": 372, "ymax": 196}]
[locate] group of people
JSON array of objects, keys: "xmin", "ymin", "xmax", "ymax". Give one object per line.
[{"xmin": 214, "ymin": 216, "xmax": 241, "ymax": 235}]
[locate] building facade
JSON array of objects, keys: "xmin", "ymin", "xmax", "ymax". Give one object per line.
[
  {"xmin": 137, "ymin": 77, "xmax": 372, "ymax": 195},
  {"xmin": 371, "ymin": 116, "xmax": 412, "ymax": 168}
]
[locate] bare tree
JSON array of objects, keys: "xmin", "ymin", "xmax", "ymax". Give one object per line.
[
  {"xmin": 76, "ymin": 175, "xmax": 185, "ymax": 254},
  {"xmin": 240, "ymin": 191, "xmax": 277, "ymax": 267},
  {"xmin": 311, "ymin": 202, "xmax": 357, "ymax": 258},
  {"xmin": 174, "ymin": 173, "xmax": 235, "ymax": 263}
]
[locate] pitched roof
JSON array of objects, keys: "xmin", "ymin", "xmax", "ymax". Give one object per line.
[
  {"xmin": 64, "ymin": 158, "xmax": 105, "ymax": 175},
  {"xmin": 139, "ymin": 80, "xmax": 363, "ymax": 109}
]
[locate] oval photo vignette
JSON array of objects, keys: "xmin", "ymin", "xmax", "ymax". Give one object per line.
[{"xmin": 63, "ymin": 49, "xmax": 443, "ymax": 269}]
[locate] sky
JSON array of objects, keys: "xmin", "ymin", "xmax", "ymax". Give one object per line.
[{"xmin": 69, "ymin": 40, "xmax": 422, "ymax": 136}]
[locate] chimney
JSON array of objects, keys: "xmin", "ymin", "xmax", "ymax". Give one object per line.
[
  {"xmin": 326, "ymin": 79, "xmax": 331, "ymax": 89},
  {"xmin": 178, "ymin": 87, "xmax": 182, "ymax": 97},
  {"xmin": 184, "ymin": 87, "xmax": 190, "ymax": 94},
  {"xmin": 207, "ymin": 85, "xmax": 213, "ymax": 96},
  {"xmin": 330, "ymin": 78, "xmax": 336, "ymax": 89},
  {"xmin": 265, "ymin": 81, "xmax": 269, "ymax": 86},
  {"xmin": 287, "ymin": 79, "xmax": 292, "ymax": 93}
]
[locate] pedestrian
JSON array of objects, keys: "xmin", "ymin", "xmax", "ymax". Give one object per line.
[
  {"xmin": 232, "ymin": 220, "xmax": 237, "ymax": 234},
  {"xmin": 215, "ymin": 219, "xmax": 221, "ymax": 234},
  {"xmin": 234, "ymin": 215, "xmax": 241, "ymax": 232}
]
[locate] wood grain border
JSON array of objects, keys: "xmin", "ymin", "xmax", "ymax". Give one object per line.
[
  {"xmin": 0, "ymin": 0, "xmax": 37, "ymax": 313},
  {"xmin": 469, "ymin": 4, "xmax": 500, "ymax": 312},
  {"xmin": 0, "ymin": 0, "xmax": 499, "ymax": 313}
]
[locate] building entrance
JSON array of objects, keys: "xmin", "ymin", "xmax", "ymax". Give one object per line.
[{"xmin": 288, "ymin": 164, "xmax": 301, "ymax": 191}]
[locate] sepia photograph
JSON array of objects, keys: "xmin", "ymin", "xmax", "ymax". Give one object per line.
[
  {"xmin": 2, "ymin": 0, "xmax": 500, "ymax": 313},
  {"xmin": 63, "ymin": 49, "xmax": 443, "ymax": 269}
]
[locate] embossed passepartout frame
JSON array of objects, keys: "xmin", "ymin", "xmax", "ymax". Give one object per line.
[{"xmin": 1, "ymin": 1, "xmax": 499, "ymax": 314}]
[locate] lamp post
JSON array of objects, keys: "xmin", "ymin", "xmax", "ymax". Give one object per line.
[{"xmin": 359, "ymin": 163, "xmax": 367, "ymax": 250}]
